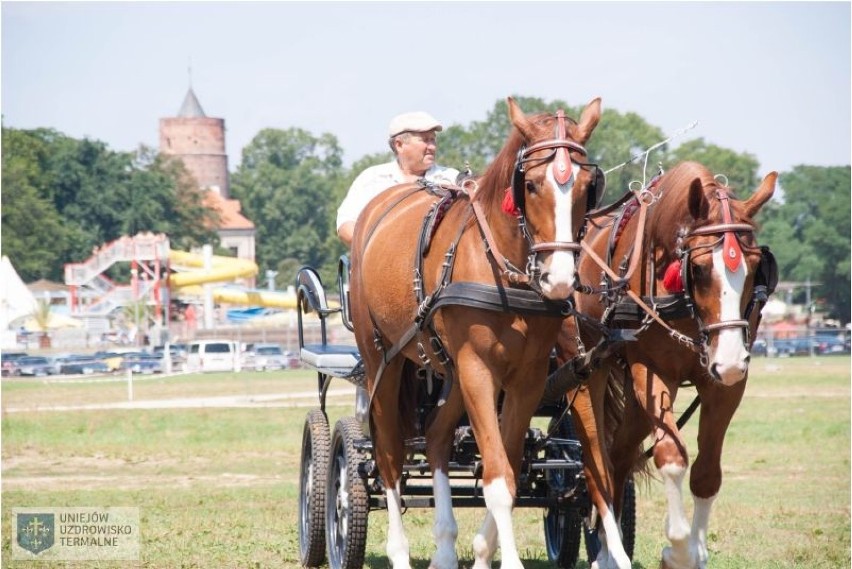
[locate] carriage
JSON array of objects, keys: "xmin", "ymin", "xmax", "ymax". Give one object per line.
[
  {"xmin": 292, "ymin": 98, "xmax": 777, "ymax": 569},
  {"xmin": 294, "ymin": 258, "xmax": 635, "ymax": 569}
]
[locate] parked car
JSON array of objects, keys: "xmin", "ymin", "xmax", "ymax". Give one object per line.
[
  {"xmin": 119, "ymin": 352, "xmax": 163, "ymax": 374},
  {"xmin": 2, "ymin": 352, "xmax": 29, "ymax": 376},
  {"xmin": 185, "ymin": 340, "xmax": 239, "ymax": 373},
  {"xmin": 152, "ymin": 344, "xmax": 188, "ymax": 371},
  {"xmin": 813, "ymin": 333, "xmax": 850, "ymax": 355},
  {"xmin": 243, "ymin": 343, "xmax": 290, "ymax": 371},
  {"xmin": 15, "ymin": 356, "xmax": 56, "ymax": 377},
  {"xmin": 59, "ymin": 355, "xmax": 110, "ymax": 375}
]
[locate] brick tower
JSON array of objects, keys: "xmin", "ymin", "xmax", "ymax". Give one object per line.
[
  {"xmin": 159, "ymin": 87, "xmax": 255, "ymax": 264},
  {"xmin": 159, "ymin": 88, "xmax": 230, "ymax": 197}
]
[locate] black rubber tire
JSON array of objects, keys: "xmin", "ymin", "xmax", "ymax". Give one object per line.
[
  {"xmin": 326, "ymin": 417, "xmax": 369, "ymax": 569},
  {"xmin": 584, "ymin": 475, "xmax": 636, "ymax": 563},
  {"xmin": 543, "ymin": 413, "xmax": 583, "ymax": 568},
  {"xmin": 298, "ymin": 409, "xmax": 330, "ymax": 567}
]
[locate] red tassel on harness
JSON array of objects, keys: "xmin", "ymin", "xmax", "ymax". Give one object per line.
[
  {"xmin": 663, "ymin": 260, "xmax": 684, "ymax": 293},
  {"xmin": 502, "ymin": 187, "xmax": 520, "ymax": 216}
]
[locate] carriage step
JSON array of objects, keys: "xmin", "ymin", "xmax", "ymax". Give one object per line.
[{"xmin": 300, "ymin": 344, "xmax": 360, "ymax": 371}]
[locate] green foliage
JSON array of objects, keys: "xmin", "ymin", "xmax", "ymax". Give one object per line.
[
  {"xmin": 1, "ymin": 127, "xmax": 218, "ymax": 282},
  {"xmin": 230, "ymin": 127, "xmax": 344, "ymax": 284},
  {"xmin": 667, "ymin": 138, "xmax": 760, "ymax": 195},
  {"xmin": 760, "ymin": 166, "xmax": 851, "ymax": 320}
]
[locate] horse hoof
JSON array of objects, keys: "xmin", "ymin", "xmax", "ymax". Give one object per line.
[{"xmin": 661, "ymin": 546, "xmax": 697, "ymax": 569}]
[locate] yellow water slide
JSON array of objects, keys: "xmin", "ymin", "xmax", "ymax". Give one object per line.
[{"xmin": 167, "ymin": 250, "xmax": 297, "ymax": 309}]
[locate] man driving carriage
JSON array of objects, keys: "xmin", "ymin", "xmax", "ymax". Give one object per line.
[{"xmin": 336, "ymin": 111, "xmax": 459, "ymax": 246}]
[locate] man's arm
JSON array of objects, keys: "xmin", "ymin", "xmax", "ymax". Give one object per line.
[{"xmin": 337, "ymin": 221, "xmax": 355, "ymax": 247}]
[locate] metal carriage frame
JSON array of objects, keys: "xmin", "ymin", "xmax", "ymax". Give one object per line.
[{"xmin": 294, "ymin": 259, "xmax": 635, "ymax": 569}]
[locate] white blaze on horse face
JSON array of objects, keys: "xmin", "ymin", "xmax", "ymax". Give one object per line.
[
  {"xmin": 539, "ymin": 163, "xmax": 582, "ymax": 299},
  {"xmin": 710, "ymin": 245, "xmax": 751, "ymax": 385}
]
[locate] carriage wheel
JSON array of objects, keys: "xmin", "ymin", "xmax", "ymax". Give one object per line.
[
  {"xmin": 543, "ymin": 413, "xmax": 583, "ymax": 568},
  {"xmin": 299, "ymin": 409, "xmax": 330, "ymax": 567},
  {"xmin": 584, "ymin": 475, "xmax": 636, "ymax": 563},
  {"xmin": 326, "ymin": 417, "xmax": 369, "ymax": 569}
]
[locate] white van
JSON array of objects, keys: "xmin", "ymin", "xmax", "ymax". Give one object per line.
[{"xmin": 186, "ymin": 340, "xmax": 240, "ymax": 373}]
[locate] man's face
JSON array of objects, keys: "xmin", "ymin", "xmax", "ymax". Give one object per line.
[{"xmin": 396, "ymin": 130, "xmax": 438, "ymax": 176}]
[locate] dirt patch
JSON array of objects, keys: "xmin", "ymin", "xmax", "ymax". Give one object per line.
[{"xmin": 2, "ymin": 451, "xmax": 294, "ymax": 492}]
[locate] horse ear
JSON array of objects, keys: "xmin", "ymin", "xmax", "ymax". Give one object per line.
[
  {"xmin": 743, "ymin": 172, "xmax": 777, "ymax": 218},
  {"xmin": 687, "ymin": 178, "xmax": 708, "ymax": 220},
  {"xmin": 573, "ymin": 97, "xmax": 602, "ymax": 144},
  {"xmin": 507, "ymin": 97, "xmax": 535, "ymax": 140}
]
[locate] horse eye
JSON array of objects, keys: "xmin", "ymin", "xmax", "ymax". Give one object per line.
[
  {"xmin": 525, "ymin": 180, "xmax": 537, "ymax": 194},
  {"xmin": 691, "ymin": 264, "xmax": 708, "ymax": 280}
]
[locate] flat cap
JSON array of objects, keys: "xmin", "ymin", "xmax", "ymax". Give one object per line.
[{"xmin": 388, "ymin": 111, "xmax": 443, "ymax": 138}]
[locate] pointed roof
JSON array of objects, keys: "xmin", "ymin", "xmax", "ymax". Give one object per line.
[{"xmin": 178, "ymin": 88, "xmax": 206, "ymax": 118}]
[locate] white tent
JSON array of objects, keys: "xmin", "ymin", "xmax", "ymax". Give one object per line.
[{"xmin": 0, "ymin": 256, "xmax": 37, "ymax": 331}]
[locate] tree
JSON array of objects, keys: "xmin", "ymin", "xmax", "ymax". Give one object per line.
[
  {"xmin": 760, "ymin": 166, "xmax": 850, "ymax": 321},
  {"xmin": 2, "ymin": 126, "xmax": 221, "ymax": 282},
  {"xmin": 230, "ymin": 128, "xmax": 344, "ymax": 284},
  {"xmin": 1, "ymin": 128, "xmax": 72, "ymax": 281},
  {"xmin": 666, "ymin": 138, "xmax": 760, "ymax": 196}
]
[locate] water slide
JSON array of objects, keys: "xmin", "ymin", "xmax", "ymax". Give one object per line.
[{"xmin": 167, "ymin": 250, "xmax": 297, "ymax": 309}]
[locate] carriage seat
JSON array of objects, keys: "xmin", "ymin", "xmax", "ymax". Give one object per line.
[{"xmin": 300, "ymin": 343, "xmax": 360, "ymax": 373}]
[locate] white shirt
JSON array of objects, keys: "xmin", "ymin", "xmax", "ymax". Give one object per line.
[{"xmin": 336, "ymin": 160, "xmax": 460, "ymax": 230}]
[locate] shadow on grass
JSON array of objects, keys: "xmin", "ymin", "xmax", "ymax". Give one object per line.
[{"xmin": 364, "ymin": 554, "xmax": 651, "ymax": 568}]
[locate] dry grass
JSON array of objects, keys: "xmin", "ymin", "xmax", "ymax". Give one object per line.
[{"xmin": 2, "ymin": 357, "xmax": 849, "ymax": 568}]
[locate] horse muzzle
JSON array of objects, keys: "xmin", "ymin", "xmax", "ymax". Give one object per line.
[{"xmin": 532, "ymin": 242, "xmax": 579, "ymax": 300}]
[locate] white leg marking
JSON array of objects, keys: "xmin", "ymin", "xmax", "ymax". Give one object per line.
[
  {"xmin": 691, "ymin": 494, "xmax": 716, "ymax": 569},
  {"xmin": 659, "ymin": 463, "xmax": 697, "ymax": 569},
  {"xmin": 710, "ymin": 246, "xmax": 750, "ymax": 384},
  {"xmin": 472, "ymin": 512, "xmax": 497, "ymax": 569},
  {"xmin": 590, "ymin": 505, "xmax": 632, "ymax": 569},
  {"xmin": 386, "ymin": 482, "xmax": 411, "ymax": 569},
  {"xmin": 430, "ymin": 468, "xmax": 459, "ymax": 569},
  {"xmin": 482, "ymin": 477, "xmax": 523, "ymax": 568}
]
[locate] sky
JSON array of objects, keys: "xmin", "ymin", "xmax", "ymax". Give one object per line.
[{"xmin": 2, "ymin": 1, "xmax": 850, "ymax": 179}]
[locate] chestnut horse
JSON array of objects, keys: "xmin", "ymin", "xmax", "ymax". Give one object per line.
[
  {"xmin": 559, "ymin": 161, "xmax": 777, "ymax": 569},
  {"xmin": 348, "ymin": 97, "xmax": 601, "ymax": 569}
]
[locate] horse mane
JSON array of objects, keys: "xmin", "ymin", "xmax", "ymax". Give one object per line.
[{"xmin": 648, "ymin": 161, "xmax": 754, "ymax": 252}]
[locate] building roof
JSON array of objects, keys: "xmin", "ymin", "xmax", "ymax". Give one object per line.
[
  {"xmin": 178, "ymin": 88, "xmax": 206, "ymax": 118},
  {"xmin": 204, "ymin": 191, "xmax": 255, "ymax": 231}
]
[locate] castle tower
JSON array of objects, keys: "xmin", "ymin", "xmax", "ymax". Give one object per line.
[
  {"xmin": 159, "ymin": 87, "xmax": 256, "ymax": 266},
  {"xmin": 159, "ymin": 88, "xmax": 230, "ymax": 197}
]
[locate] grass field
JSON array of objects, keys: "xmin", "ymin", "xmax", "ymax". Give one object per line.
[{"xmin": 2, "ymin": 357, "xmax": 849, "ymax": 568}]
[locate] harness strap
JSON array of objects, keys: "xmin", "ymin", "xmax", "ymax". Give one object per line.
[
  {"xmin": 581, "ymin": 240, "xmax": 702, "ymax": 353},
  {"xmin": 470, "ymin": 198, "xmax": 531, "ymax": 285}
]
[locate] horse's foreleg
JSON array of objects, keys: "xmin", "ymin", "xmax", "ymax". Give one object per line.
[
  {"xmin": 458, "ymin": 364, "xmax": 523, "ymax": 569},
  {"xmin": 471, "ymin": 512, "xmax": 498, "ymax": 569},
  {"xmin": 571, "ymin": 374, "xmax": 632, "ymax": 569},
  {"xmin": 685, "ymin": 381, "xmax": 746, "ymax": 568},
  {"xmin": 425, "ymin": 387, "xmax": 465, "ymax": 569},
  {"xmin": 630, "ymin": 363, "xmax": 694, "ymax": 569}
]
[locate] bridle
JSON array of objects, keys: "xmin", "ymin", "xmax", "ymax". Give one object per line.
[
  {"xmin": 673, "ymin": 188, "xmax": 760, "ymax": 349},
  {"xmin": 508, "ymin": 109, "xmax": 602, "ymax": 286}
]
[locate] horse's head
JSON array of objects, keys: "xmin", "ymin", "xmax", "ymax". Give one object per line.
[
  {"xmin": 504, "ymin": 97, "xmax": 602, "ymax": 299},
  {"xmin": 658, "ymin": 163, "xmax": 777, "ymax": 385}
]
